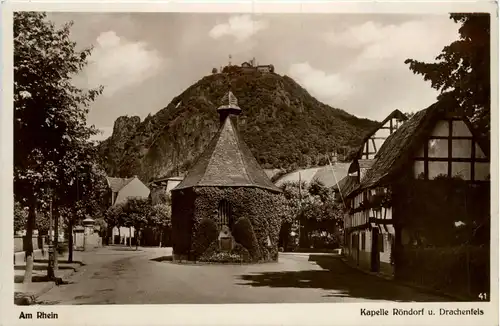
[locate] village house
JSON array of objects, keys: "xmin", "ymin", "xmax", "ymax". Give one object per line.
[
  {"xmin": 106, "ymin": 176, "xmax": 150, "ymax": 245},
  {"xmin": 336, "ymin": 110, "xmax": 408, "ymax": 274},
  {"xmin": 149, "ymin": 176, "xmax": 184, "ymax": 205},
  {"xmin": 171, "ymin": 90, "xmax": 283, "ymax": 263},
  {"xmin": 339, "ymin": 102, "xmax": 490, "ymax": 287}
]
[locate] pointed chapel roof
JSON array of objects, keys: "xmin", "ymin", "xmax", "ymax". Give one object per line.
[{"xmin": 172, "ymin": 115, "xmax": 281, "ymax": 193}]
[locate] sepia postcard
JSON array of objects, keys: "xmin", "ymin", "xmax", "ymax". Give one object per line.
[{"xmin": 0, "ymin": 1, "xmax": 498, "ymax": 326}]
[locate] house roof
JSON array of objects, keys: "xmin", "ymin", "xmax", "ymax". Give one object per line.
[
  {"xmin": 106, "ymin": 176, "xmax": 135, "ymax": 193},
  {"xmin": 172, "ymin": 116, "xmax": 281, "ymax": 193},
  {"xmin": 356, "ymin": 109, "xmax": 408, "ymax": 158},
  {"xmin": 347, "ymin": 101, "xmax": 489, "ymax": 197},
  {"xmin": 274, "ymin": 163, "xmax": 351, "ymax": 188},
  {"xmin": 333, "ymin": 175, "xmax": 359, "ymax": 197}
]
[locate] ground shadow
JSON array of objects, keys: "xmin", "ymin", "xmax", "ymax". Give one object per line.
[
  {"xmin": 237, "ymin": 255, "xmax": 452, "ymax": 302},
  {"xmin": 111, "ymin": 248, "xmax": 143, "ymax": 252},
  {"xmin": 14, "ymin": 265, "xmax": 76, "ymax": 271},
  {"xmin": 34, "ymin": 259, "xmax": 86, "ymax": 266},
  {"xmin": 150, "ymin": 256, "xmax": 173, "ymax": 262}
]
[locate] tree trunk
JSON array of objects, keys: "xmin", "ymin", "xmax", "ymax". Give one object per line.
[
  {"xmin": 23, "ymin": 196, "xmax": 36, "ymax": 284},
  {"xmin": 68, "ymin": 218, "xmax": 74, "ymax": 263},
  {"xmin": 136, "ymin": 229, "xmax": 139, "ymax": 250},
  {"xmin": 129, "ymin": 227, "xmax": 132, "ymax": 247},
  {"xmin": 159, "ymin": 229, "xmax": 163, "ymax": 248},
  {"xmin": 54, "ymin": 208, "xmax": 59, "ymax": 271}
]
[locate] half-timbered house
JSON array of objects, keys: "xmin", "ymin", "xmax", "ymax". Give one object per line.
[{"xmin": 341, "ymin": 102, "xmax": 490, "ymax": 278}]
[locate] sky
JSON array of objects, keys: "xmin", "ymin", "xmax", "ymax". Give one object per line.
[{"xmin": 47, "ymin": 12, "xmax": 460, "ymax": 141}]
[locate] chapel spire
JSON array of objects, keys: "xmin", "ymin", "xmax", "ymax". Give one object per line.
[{"xmin": 217, "ymin": 90, "xmax": 241, "ymax": 126}]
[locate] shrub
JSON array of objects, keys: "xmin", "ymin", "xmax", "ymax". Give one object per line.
[
  {"xmin": 199, "ymin": 251, "xmax": 243, "ymax": 264},
  {"xmin": 192, "ymin": 218, "xmax": 219, "ymax": 258},
  {"xmin": 231, "ymin": 242, "xmax": 251, "ymax": 262},
  {"xmin": 232, "ymin": 217, "xmax": 261, "ymax": 261}
]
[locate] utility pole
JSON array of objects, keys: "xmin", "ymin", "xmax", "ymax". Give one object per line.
[{"xmin": 47, "ymin": 188, "xmax": 55, "ymax": 280}]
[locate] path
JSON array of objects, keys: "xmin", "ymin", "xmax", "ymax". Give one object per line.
[{"xmin": 36, "ymin": 246, "xmax": 449, "ymax": 304}]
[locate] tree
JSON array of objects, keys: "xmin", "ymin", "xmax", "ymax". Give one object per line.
[
  {"xmin": 149, "ymin": 204, "xmax": 172, "ymax": 247},
  {"xmin": 14, "ymin": 202, "xmax": 28, "ymax": 235},
  {"xmin": 122, "ymin": 198, "xmax": 152, "ymax": 249},
  {"xmin": 14, "ymin": 12, "xmax": 102, "ymax": 281},
  {"xmin": 405, "ymin": 14, "xmax": 490, "ymax": 138}
]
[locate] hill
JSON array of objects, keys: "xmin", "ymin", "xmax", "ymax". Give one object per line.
[{"xmin": 99, "ymin": 66, "xmax": 378, "ymax": 182}]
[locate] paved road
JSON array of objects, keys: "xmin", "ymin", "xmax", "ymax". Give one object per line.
[{"xmin": 36, "ymin": 246, "xmax": 448, "ymax": 304}]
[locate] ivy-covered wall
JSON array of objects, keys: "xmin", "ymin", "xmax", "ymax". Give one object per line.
[
  {"xmin": 171, "ymin": 188, "xmax": 196, "ymax": 257},
  {"xmin": 171, "ymin": 186, "xmax": 284, "ymax": 262}
]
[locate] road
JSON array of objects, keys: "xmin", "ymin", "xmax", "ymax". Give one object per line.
[{"xmin": 36, "ymin": 246, "xmax": 448, "ymax": 304}]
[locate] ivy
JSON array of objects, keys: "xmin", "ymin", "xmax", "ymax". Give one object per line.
[{"xmin": 171, "ymin": 187, "xmax": 284, "ymax": 263}]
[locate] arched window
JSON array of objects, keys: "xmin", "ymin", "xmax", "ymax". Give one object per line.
[{"xmin": 218, "ymin": 200, "xmax": 232, "ymax": 229}]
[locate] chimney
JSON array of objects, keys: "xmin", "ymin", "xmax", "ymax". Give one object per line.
[{"xmin": 216, "ymin": 90, "xmax": 241, "ymax": 127}]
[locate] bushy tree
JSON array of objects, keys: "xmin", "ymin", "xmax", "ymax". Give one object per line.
[
  {"xmin": 279, "ymin": 180, "xmax": 344, "ymax": 249},
  {"xmin": 14, "ymin": 202, "xmax": 27, "ymax": 235},
  {"xmin": 405, "ymin": 14, "xmax": 490, "ymax": 138},
  {"xmin": 14, "ymin": 12, "xmax": 102, "ymax": 281}
]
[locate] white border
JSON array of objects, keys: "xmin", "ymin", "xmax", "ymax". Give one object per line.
[{"xmin": 1, "ymin": 1, "xmax": 498, "ymax": 326}]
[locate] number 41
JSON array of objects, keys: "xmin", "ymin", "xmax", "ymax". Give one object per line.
[{"xmin": 478, "ymin": 293, "xmax": 488, "ymax": 300}]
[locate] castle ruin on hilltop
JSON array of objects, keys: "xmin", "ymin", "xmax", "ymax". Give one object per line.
[{"xmin": 212, "ymin": 55, "xmax": 275, "ymax": 74}]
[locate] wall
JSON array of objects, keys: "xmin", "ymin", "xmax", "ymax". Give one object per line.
[
  {"xmin": 14, "ymin": 235, "xmax": 46, "ymax": 252},
  {"xmin": 114, "ymin": 177, "xmax": 150, "ymax": 206},
  {"xmin": 111, "ymin": 226, "xmax": 135, "ymax": 244}
]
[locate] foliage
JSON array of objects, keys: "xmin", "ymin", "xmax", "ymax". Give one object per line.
[
  {"xmin": 394, "ymin": 177, "xmax": 490, "ymax": 247},
  {"xmin": 171, "ymin": 187, "xmax": 282, "ymax": 262},
  {"xmin": 150, "ymin": 204, "xmax": 172, "ymax": 228},
  {"xmin": 192, "ymin": 218, "xmax": 219, "ymax": 258},
  {"xmin": 105, "ymin": 204, "xmax": 125, "ymax": 229},
  {"xmin": 198, "ymin": 241, "xmax": 250, "ymax": 263},
  {"xmin": 99, "ymin": 67, "xmax": 377, "ymax": 181},
  {"xmin": 397, "ymin": 246, "xmax": 489, "ymax": 300},
  {"xmin": 232, "ymin": 217, "xmax": 261, "ymax": 261},
  {"xmin": 279, "ymin": 180, "xmax": 344, "ymax": 248},
  {"xmin": 14, "ymin": 202, "xmax": 28, "ymax": 234},
  {"xmin": 13, "ymin": 12, "xmax": 103, "ymax": 273},
  {"xmin": 405, "ymin": 14, "xmax": 490, "ymax": 139}
]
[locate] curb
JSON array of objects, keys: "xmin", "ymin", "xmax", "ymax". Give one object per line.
[
  {"xmin": 338, "ymin": 256, "xmax": 472, "ymax": 302},
  {"xmin": 14, "ymin": 264, "xmax": 83, "ymax": 305}
]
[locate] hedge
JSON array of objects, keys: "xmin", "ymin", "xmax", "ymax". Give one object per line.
[
  {"xmin": 396, "ymin": 246, "xmax": 489, "ymax": 300},
  {"xmin": 232, "ymin": 217, "xmax": 261, "ymax": 261},
  {"xmin": 192, "ymin": 218, "xmax": 219, "ymax": 258}
]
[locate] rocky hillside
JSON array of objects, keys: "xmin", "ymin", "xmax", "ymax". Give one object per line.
[{"xmin": 99, "ymin": 67, "xmax": 378, "ymax": 182}]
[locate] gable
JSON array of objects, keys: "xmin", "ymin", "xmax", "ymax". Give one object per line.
[
  {"xmin": 359, "ymin": 111, "xmax": 407, "ymax": 160},
  {"xmin": 115, "ymin": 178, "xmax": 150, "ymax": 205}
]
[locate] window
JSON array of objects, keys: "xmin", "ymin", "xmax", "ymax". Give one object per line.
[
  {"xmin": 452, "ymin": 162, "xmax": 471, "ymax": 180},
  {"xmin": 413, "ymin": 119, "xmax": 489, "ymax": 181},
  {"xmin": 453, "ymin": 139, "xmax": 472, "ymax": 158},
  {"xmin": 217, "ymin": 200, "xmax": 232, "ymax": 229},
  {"xmin": 452, "ymin": 120, "xmax": 470, "ymax": 137},
  {"xmin": 430, "ymin": 120, "xmax": 449, "ymax": 136},
  {"xmin": 428, "ymin": 162, "xmax": 448, "ymax": 179},
  {"xmin": 474, "ymin": 162, "xmax": 490, "ymax": 181},
  {"xmin": 428, "ymin": 139, "xmax": 448, "ymax": 158},
  {"xmin": 361, "ymin": 232, "xmax": 366, "ymax": 250},
  {"xmin": 378, "ymin": 235, "xmax": 384, "ymax": 253}
]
